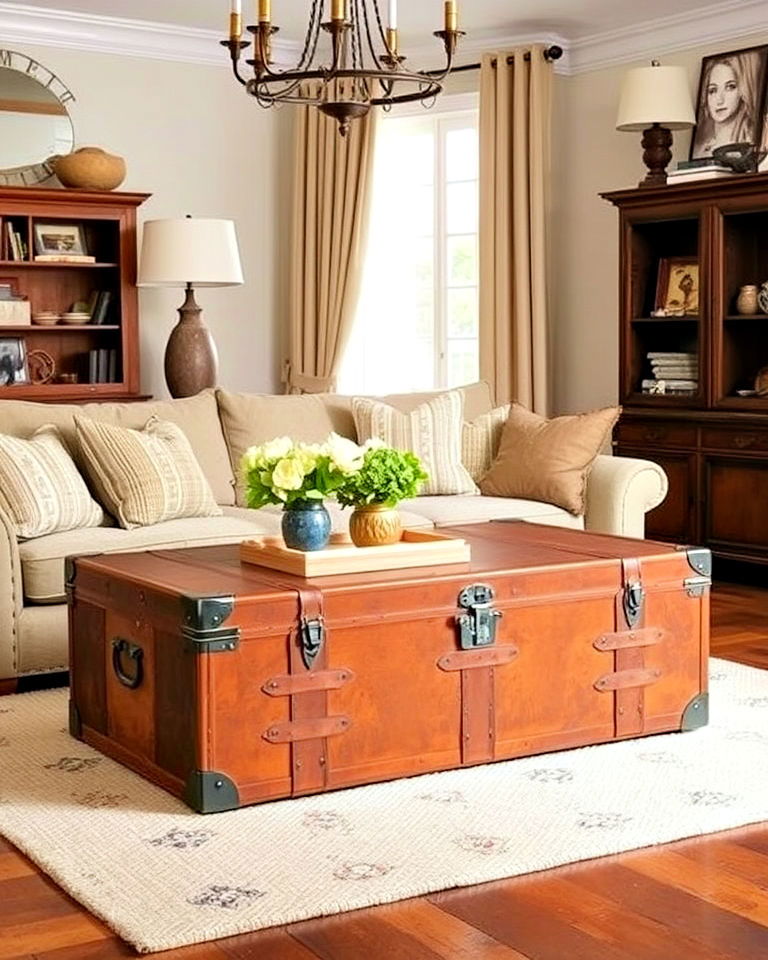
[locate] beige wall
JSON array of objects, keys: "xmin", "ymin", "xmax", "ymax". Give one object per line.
[
  {"xmin": 551, "ymin": 34, "xmax": 768, "ymax": 414},
  {"xmin": 11, "ymin": 43, "xmax": 286, "ymax": 399}
]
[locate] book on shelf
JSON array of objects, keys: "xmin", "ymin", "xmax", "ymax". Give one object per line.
[
  {"xmin": 88, "ymin": 347, "xmax": 118, "ymax": 384},
  {"xmin": 676, "ymin": 158, "xmax": 732, "ymax": 170},
  {"xmin": 647, "ymin": 351, "xmax": 698, "ymax": 360},
  {"xmin": 91, "ymin": 290, "xmax": 113, "ymax": 325},
  {"xmin": 641, "ymin": 378, "xmax": 698, "ymax": 395},
  {"xmin": 33, "ymin": 254, "xmax": 96, "ymax": 263},
  {"xmin": 667, "ymin": 168, "xmax": 735, "ymax": 184}
]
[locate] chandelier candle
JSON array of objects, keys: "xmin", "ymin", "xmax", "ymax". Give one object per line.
[
  {"xmin": 229, "ymin": 0, "xmax": 241, "ymax": 38},
  {"xmin": 220, "ymin": 0, "xmax": 464, "ymax": 135}
]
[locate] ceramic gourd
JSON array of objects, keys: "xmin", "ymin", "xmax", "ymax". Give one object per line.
[{"xmin": 52, "ymin": 147, "xmax": 126, "ymax": 191}]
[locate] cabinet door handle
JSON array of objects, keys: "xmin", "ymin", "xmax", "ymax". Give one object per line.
[
  {"xmin": 733, "ymin": 435, "xmax": 757, "ymax": 449},
  {"xmin": 644, "ymin": 429, "xmax": 663, "ymax": 443}
]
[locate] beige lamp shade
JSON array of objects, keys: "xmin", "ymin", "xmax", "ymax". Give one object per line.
[
  {"xmin": 616, "ymin": 63, "xmax": 695, "ymax": 131},
  {"xmin": 138, "ymin": 217, "xmax": 244, "ymax": 287}
]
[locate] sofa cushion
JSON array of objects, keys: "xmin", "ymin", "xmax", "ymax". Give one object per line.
[
  {"xmin": 398, "ymin": 495, "xmax": 585, "ymax": 529},
  {"xmin": 352, "ymin": 391, "xmax": 477, "ymax": 496},
  {"xmin": 19, "ymin": 513, "xmax": 283, "ymax": 604},
  {"xmin": 75, "ymin": 417, "xmax": 222, "ymax": 529},
  {"xmin": 0, "ymin": 425, "xmax": 103, "ymax": 539},
  {"xmin": 216, "ymin": 382, "xmax": 494, "ymax": 506},
  {"xmin": 0, "ymin": 391, "xmax": 235, "ymax": 506},
  {"xmin": 480, "ymin": 404, "xmax": 620, "ymax": 515},
  {"xmin": 462, "ymin": 404, "xmax": 510, "ymax": 483}
]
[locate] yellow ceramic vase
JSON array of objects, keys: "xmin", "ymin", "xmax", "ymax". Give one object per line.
[{"xmin": 348, "ymin": 503, "xmax": 402, "ymax": 547}]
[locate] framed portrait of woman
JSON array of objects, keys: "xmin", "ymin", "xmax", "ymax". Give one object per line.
[{"xmin": 690, "ymin": 45, "xmax": 768, "ymax": 160}]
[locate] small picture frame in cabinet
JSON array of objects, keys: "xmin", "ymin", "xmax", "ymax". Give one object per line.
[
  {"xmin": 655, "ymin": 258, "xmax": 699, "ymax": 316},
  {"xmin": 33, "ymin": 222, "xmax": 87, "ymax": 256},
  {"xmin": 0, "ymin": 337, "xmax": 28, "ymax": 385}
]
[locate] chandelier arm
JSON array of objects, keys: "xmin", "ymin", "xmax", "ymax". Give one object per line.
[
  {"xmin": 231, "ymin": 57, "xmax": 249, "ymax": 87},
  {"xmin": 421, "ymin": 45, "xmax": 456, "ymax": 85},
  {"xmin": 360, "ymin": 1, "xmax": 386, "ymax": 72},
  {"xmin": 253, "ymin": 0, "xmax": 323, "ymax": 82}
]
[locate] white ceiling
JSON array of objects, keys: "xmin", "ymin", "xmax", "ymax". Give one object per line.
[{"xmin": 10, "ymin": 0, "xmax": 711, "ymax": 43}]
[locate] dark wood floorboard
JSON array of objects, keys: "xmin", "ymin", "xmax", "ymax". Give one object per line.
[{"xmin": 0, "ymin": 581, "xmax": 766, "ymax": 959}]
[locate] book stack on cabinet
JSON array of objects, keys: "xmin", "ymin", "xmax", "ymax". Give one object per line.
[{"xmin": 0, "ymin": 185, "xmax": 149, "ymax": 402}]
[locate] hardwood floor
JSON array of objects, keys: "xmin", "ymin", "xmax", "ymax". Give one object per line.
[{"xmin": 1, "ymin": 581, "xmax": 766, "ymax": 959}]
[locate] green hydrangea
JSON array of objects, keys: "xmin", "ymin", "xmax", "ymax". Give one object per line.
[{"xmin": 336, "ymin": 447, "xmax": 428, "ymax": 508}]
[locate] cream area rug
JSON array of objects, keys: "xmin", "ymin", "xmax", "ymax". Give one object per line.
[{"xmin": 1, "ymin": 658, "xmax": 768, "ymax": 954}]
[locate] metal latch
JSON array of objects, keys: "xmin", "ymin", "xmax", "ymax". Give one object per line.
[
  {"xmin": 300, "ymin": 617, "xmax": 324, "ymax": 669},
  {"xmin": 684, "ymin": 575, "xmax": 711, "ymax": 598},
  {"xmin": 456, "ymin": 583, "xmax": 502, "ymax": 650},
  {"xmin": 622, "ymin": 581, "xmax": 644, "ymax": 629}
]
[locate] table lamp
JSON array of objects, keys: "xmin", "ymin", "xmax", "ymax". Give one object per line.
[
  {"xmin": 616, "ymin": 60, "xmax": 695, "ymax": 188},
  {"xmin": 138, "ymin": 217, "xmax": 243, "ymax": 398}
]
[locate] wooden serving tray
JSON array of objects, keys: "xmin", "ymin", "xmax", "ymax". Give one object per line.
[{"xmin": 239, "ymin": 529, "xmax": 471, "ymax": 577}]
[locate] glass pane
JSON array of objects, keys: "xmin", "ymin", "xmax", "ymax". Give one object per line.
[
  {"xmin": 446, "ymin": 181, "xmax": 478, "ymax": 234},
  {"xmin": 447, "ymin": 235, "xmax": 477, "ymax": 285},
  {"xmin": 447, "ymin": 288, "xmax": 478, "ymax": 338},
  {"xmin": 447, "ymin": 339, "xmax": 479, "ymax": 387},
  {"xmin": 446, "ymin": 127, "xmax": 478, "ymax": 182},
  {"xmin": 382, "ymin": 125, "xmax": 434, "ymax": 186},
  {"xmin": 399, "ymin": 183, "xmax": 433, "ymax": 238}
]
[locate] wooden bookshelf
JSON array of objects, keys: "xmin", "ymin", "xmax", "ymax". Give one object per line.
[{"xmin": 0, "ymin": 185, "xmax": 149, "ymax": 402}]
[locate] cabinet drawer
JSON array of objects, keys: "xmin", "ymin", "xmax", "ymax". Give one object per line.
[
  {"xmin": 701, "ymin": 428, "xmax": 768, "ymax": 452},
  {"xmin": 616, "ymin": 422, "xmax": 697, "ymax": 448}
]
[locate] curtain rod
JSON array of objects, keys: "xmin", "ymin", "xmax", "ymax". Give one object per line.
[{"xmin": 425, "ymin": 44, "xmax": 563, "ymax": 77}]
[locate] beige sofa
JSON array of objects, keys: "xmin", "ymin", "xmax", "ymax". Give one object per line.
[{"xmin": 0, "ymin": 382, "xmax": 668, "ymax": 684}]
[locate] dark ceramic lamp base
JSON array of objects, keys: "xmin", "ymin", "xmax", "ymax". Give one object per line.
[
  {"xmin": 164, "ymin": 283, "xmax": 218, "ymax": 398},
  {"xmin": 639, "ymin": 122, "xmax": 673, "ymax": 188}
]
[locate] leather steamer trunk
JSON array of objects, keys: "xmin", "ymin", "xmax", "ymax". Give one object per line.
[{"xmin": 67, "ymin": 522, "xmax": 711, "ymax": 813}]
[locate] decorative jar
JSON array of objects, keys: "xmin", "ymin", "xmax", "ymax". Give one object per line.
[
  {"xmin": 348, "ymin": 503, "xmax": 402, "ymax": 547},
  {"xmin": 282, "ymin": 500, "xmax": 331, "ymax": 552},
  {"xmin": 737, "ymin": 284, "xmax": 759, "ymax": 315},
  {"xmin": 52, "ymin": 147, "xmax": 126, "ymax": 191},
  {"xmin": 759, "ymin": 282, "xmax": 768, "ymax": 315}
]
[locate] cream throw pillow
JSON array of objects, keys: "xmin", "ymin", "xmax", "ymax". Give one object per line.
[
  {"xmin": 0, "ymin": 425, "xmax": 103, "ymax": 540},
  {"xmin": 462, "ymin": 404, "xmax": 511, "ymax": 484},
  {"xmin": 75, "ymin": 416, "xmax": 222, "ymax": 529},
  {"xmin": 479, "ymin": 403, "xmax": 620, "ymax": 515},
  {"xmin": 352, "ymin": 391, "xmax": 476, "ymax": 496}
]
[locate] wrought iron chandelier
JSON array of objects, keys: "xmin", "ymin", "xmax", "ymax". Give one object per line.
[{"xmin": 222, "ymin": 0, "xmax": 464, "ymax": 135}]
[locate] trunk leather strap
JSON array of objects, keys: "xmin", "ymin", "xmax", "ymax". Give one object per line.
[{"xmin": 614, "ymin": 558, "xmax": 653, "ymax": 737}]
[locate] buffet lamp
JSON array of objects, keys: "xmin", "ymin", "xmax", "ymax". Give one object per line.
[{"xmin": 138, "ymin": 217, "xmax": 243, "ymax": 398}]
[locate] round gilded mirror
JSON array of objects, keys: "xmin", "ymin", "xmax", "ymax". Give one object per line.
[{"xmin": 0, "ymin": 49, "xmax": 75, "ymax": 186}]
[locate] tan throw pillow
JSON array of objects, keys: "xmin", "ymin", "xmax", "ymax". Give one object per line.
[
  {"xmin": 0, "ymin": 425, "xmax": 103, "ymax": 540},
  {"xmin": 479, "ymin": 404, "xmax": 620, "ymax": 515},
  {"xmin": 352, "ymin": 391, "xmax": 476, "ymax": 496},
  {"xmin": 75, "ymin": 416, "xmax": 222, "ymax": 529},
  {"xmin": 462, "ymin": 404, "xmax": 511, "ymax": 484}
]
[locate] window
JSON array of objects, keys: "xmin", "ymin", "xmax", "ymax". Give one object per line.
[{"xmin": 338, "ymin": 100, "xmax": 479, "ymax": 395}]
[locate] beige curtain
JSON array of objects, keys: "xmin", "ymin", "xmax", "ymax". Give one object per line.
[
  {"xmin": 479, "ymin": 45, "xmax": 552, "ymax": 414},
  {"xmin": 285, "ymin": 87, "xmax": 377, "ymax": 394}
]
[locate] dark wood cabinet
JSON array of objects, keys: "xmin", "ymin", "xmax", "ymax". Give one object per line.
[
  {"xmin": 0, "ymin": 186, "xmax": 149, "ymax": 402},
  {"xmin": 603, "ymin": 174, "xmax": 768, "ymax": 564}
]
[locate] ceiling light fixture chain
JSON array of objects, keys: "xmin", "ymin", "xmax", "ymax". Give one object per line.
[{"xmin": 221, "ymin": 0, "xmax": 465, "ymax": 135}]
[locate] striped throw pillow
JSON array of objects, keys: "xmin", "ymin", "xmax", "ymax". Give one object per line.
[
  {"xmin": 462, "ymin": 405, "xmax": 511, "ymax": 484},
  {"xmin": 75, "ymin": 416, "xmax": 222, "ymax": 529},
  {"xmin": 352, "ymin": 391, "xmax": 476, "ymax": 496},
  {"xmin": 0, "ymin": 425, "xmax": 103, "ymax": 540}
]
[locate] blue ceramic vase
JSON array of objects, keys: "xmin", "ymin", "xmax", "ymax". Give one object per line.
[{"xmin": 282, "ymin": 500, "xmax": 331, "ymax": 551}]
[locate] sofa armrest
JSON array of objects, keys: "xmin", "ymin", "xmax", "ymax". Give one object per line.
[
  {"xmin": 584, "ymin": 454, "xmax": 668, "ymax": 539},
  {"xmin": 0, "ymin": 508, "xmax": 22, "ymax": 680}
]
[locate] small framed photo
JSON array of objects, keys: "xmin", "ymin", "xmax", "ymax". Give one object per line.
[
  {"xmin": 33, "ymin": 222, "xmax": 87, "ymax": 256},
  {"xmin": 690, "ymin": 45, "xmax": 768, "ymax": 160},
  {"xmin": 655, "ymin": 258, "xmax": 700, "ymax": 316},
  {"xmin": 0, "ymin": 337, "xmax": 28, "ymax": 385}
]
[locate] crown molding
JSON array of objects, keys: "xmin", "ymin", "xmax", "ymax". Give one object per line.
[
  {"xmin": 0, "ymin": 1, "xmax": 298, "ymax": 66},
  {"xmin": 567, "ymin": 0, "xmax": 768, "ymax": 75},
  {"xmin": 0, "ymin": 0, "xmax": 765, "ymax": 77}
]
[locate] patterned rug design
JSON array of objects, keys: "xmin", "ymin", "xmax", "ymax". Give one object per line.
[{"xmin": 1, "ymin": 658, "xmax": 767, "ymax": 953}]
